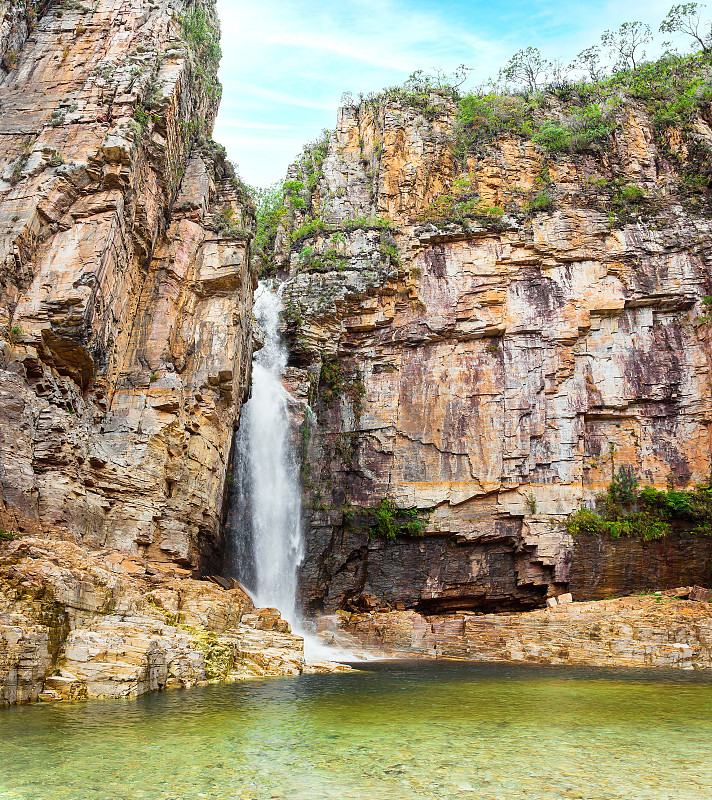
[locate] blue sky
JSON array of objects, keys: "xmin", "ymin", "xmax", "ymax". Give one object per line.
[{"xmin": 214, "ymin": 0, "xmax": 682, "ymax": 187}]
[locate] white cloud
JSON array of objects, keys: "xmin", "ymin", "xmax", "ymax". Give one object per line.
[{"xmin": 214, "ymin": 0, "xmax": 697, "ymax": 186}]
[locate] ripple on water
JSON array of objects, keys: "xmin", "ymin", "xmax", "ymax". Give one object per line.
[{"xmin": 1, "ymin": 661, "xmax": 712, "ymax": 800}]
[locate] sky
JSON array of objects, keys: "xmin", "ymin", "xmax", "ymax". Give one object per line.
[{"xmin": 213, "ymin": 0, "xmax": 686, "ymax": 188}]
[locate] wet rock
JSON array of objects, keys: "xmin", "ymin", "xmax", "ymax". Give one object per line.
[{"xmin": 330, "ymin": 594, "xmax": 712, "ymax": 670}]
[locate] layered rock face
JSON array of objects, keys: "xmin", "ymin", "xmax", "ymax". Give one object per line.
[
  {"xmin": 0, "ymin": 537, "xmax": 313, "ymax": 706},
  {"xmin": 325, "ymin": 592, "xmax": 712, "ymax": 670},
  {"xmin": 278, "ymin": 91, "xmax": 712, "ymax": 614},
  {"xmin": 0, "ymin": 0, "xmax": 255, "ymax": 571}
]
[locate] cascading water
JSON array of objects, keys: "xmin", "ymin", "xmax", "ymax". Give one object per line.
[
  {"xmin": 227, "ymin": 281, "xmax": 368, "ymax": 663},
  {"xmin": 228, "ymin": 282, "xmax": 303, "ymax": 623}
]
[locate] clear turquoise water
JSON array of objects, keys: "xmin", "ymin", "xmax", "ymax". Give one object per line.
[{"xmin": 1, "ymin": 661, "xmax": 712, "ymax": 800}]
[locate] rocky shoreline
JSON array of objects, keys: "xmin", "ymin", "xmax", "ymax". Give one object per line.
[
  {"xmin": 2, "ymin": 534, "xmax": 711, "ymax": 708},
  {"xmin": 321, "ymin": 590, "xmax": 712, "ymax": 671},
  {"xmin": 0, "ymin": 537, "xmax": 349, "ymax": 707}
]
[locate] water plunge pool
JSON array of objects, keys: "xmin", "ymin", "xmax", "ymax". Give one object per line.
[{"xmin": 2, "ymin": 660, "xmax": 711, "ymax": 799}]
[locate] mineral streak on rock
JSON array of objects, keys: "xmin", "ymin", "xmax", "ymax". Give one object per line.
[
  {"xmin": 280, "ymin": 89, "xmax": 712, "ymax": 614},
  {"xmin": 0, "ymin": 0, "xmax": 256, "ymax": 571}
]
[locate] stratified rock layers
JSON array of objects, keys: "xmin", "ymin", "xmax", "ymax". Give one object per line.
[
  {"xmin": 0, "ymin": 0, "xmax": 255, "ymax": 571},
  {"xmin": 280, "ymin": 97, "xmax": 712, "ymax": 613},
  {"xmin": 329, "ymin": 593, "xmax": 712, "ymax": 670},
  {"xmin": 0, "ymin": 537, "xmax": 309, "ymax": 706}
]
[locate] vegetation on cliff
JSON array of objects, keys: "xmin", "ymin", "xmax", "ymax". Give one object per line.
[
  {"xmin": 567, "ymin": 469, "xmax": 712, "ymax": 540},
  {"xmin": 249, "ymin": 3, "xmax": 712, "ymax": 279}
]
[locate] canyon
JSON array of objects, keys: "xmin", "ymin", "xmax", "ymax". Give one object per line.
[{"xmin": 1, "ymin": 0, "xmax": 712, "ymax": 707}]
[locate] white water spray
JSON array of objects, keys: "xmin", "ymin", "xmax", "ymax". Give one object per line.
[
  {"xmin": 231, "ymin": 282, "xmax": 303, "ymax": 621},
  {"xmin": 229, "ymin": 282, "xmax": 372, "ymax": 663}
]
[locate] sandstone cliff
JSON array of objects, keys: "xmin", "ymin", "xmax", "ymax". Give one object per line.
[
  {"xmin": 273, "ymin": 65, "xmax": 712, "ymax": 614},
  {"xmin": 0, "ymin": 0, "xmax": 255, "ymax": 571}
]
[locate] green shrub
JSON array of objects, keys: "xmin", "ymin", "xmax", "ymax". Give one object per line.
[
  {"xmin": 416, "ymin": 173, "xmax": 506, "ymax": 228},
  {"xmin": 532, "ymin": 104, "xmax": 616, "ymax": 153},
  {"xmin": 290, "ymin": 218, "xmax": 328, "ymax": 243},
  {"xmin": 370, "ymin": 499, "xmax": 424, "ymax": 539},
  {"xmin": 248, "ymin": 181, "xmax": 286, "ymax": 277},
  {"xmin": 214, "ymin": 208, "xmax": 250, "ymax": 240},
  {"xmin": 296, "ymin": 244, "xmax": 346, "ymax": 273},
  {"xmin": 454, "ymin": 93, "xmax": 532, "ymax": 160},
  {"xmin": 359, "ymin": 68, "xmax": 467, "ymax": 121},
  {"xmin": 527, "ymin": 191, "xmax": 553, "ymax": 212},
  {"xmin": 566, "ymin": 477, "xmax": 712, "ymax": 540},
  {"xmin": 178, "ymin": 7, "xmax": 221, "ymax": 67}
]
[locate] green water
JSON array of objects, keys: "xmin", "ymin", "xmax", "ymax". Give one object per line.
[{"xmin": 1, "ymin": 661, "xmax": 712, "ymax": 800}]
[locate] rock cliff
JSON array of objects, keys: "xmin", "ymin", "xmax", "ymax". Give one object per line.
[
  {"xmin": 273, "ymin": 66, "xmax": 712, "ymax": 614},
  {"xmin": 0, "ymin": 0, "xmax": 255, "ymax": 572}
]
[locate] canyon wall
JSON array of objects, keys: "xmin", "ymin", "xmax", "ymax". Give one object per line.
[
  {"xmin": 276, "ymin": 83, "xmax": 712, "ymax": 613},
  {"xmin": 0, "ymin": 0, "xmax": 255, "ymax": 572}
]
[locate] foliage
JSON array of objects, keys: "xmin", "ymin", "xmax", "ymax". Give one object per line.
[
  {"xmin": 194, "ymin": 137, "xmax": 250, "ymax": 200},
  {"xmin": 249, "ymin": 181, "xmax": 286, "ymax": 276},
  {"xmin": 177, "ymin": 6, "xmax": 222, "ymax": 102},
  {"xmin": 697, "ymin": 295, "xmax": 712, "ymax": 323},
  {"xmin": 527, "ymin": 191, "xmax": 553, "ymax": 212},
  {"xmin": 318, "ymin": 356, "xmax": 365, "ymax": 419},
  {"xmin": 454, "ymin": 93, "xmax": 533, "ymax": 159},
  {"xmin": 566, "ymin": 476, "xmax": 712, "ymax": 539},
  {"xmin": 586, "ymin": 177, "xmax": 650, "ymax": 224},
  {"xmin": 601, "ymin": 22, "xmax": 653, "ymax": 70},
  {"xmin": 213, "ymin": 207, "xmax": 250, "ymax": 240},
  {"xmin": 295, "ymin": 130, "xmax": 331, "ymax": 193},
  {"xmin": 531, "ymin": 104, "xmax": 617, "ymax": 153},
  {"xmin": 499, "ymin": 47, "xmax": 552, "ymax": 92},
  {"xmin": 295, "ymin": 244, "xmax": 346, "ymax": 273},
  {"xmin": 660, "ymin": 3, "xmax": 712, "ymax": 54},
  {"xmin": 416, "ymin": 173, "xmax": 506, "ymax": 228},
  {"xmin": 370, "ymin": 499, "xmax": 424, "ymax": 539},
  {"xmin": 379, "ymin": 231, "xmax": 400, "ymax": 266},
  {"xmin": 178, "ymin": 7, "xmax": 221, "ymax": 67},
  {"xmin": 357, "ymin": 67, "xmax": 470, "ymax": 119},
  {"xmin": 0, "ymin": 529, "xmax": 16, "ymax": 541},
  {"xmin": 290, "ymin": 218, "xmax": 328, "ymax": 244},
  {"xmin": 290, "ymin": 215, "xmax": 392, "ymax": 249},
  {"xmin": 452, "ymin": 9, "xmax": 712, "ymax": 206},
  {"xmin": 573, "ymin": 46, "xmax": 607, "ymax": 82}
]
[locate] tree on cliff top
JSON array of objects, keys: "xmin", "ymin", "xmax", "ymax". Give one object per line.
[
  {"xmin": 498, "ymin": 47, "xmax": 552, "ymax": 92},
  {"xmin": 601, "ymin": 22, "xmax": 653, "ymax": 71},
  {"xmin": 660, "ymin": 3, "xmax": 712, "ymax": 54}
]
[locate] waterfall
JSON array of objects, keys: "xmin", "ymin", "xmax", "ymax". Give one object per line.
[
  {"xmin": 227, "ymin": 281, "xmax": 367, "ymax": 663},
  {"xmin": 228, "ymin": 282, "xmax": 303, "ymax": 623}
]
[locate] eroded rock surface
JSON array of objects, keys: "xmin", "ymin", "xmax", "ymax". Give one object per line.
[
  {"xmin": 329, "ymin": 592, "xmax": 712, "ymax": 670},
  {"xmin": 277, "ymin": 90, "xmax": 712, "ymax": 614},
  {"xmin": 0, "ymin": 0, "xmax": 255, "ymax": 571},
  {"xmin": 0, "ymin": 537, "xmax": 311, "ymax": 706}
]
